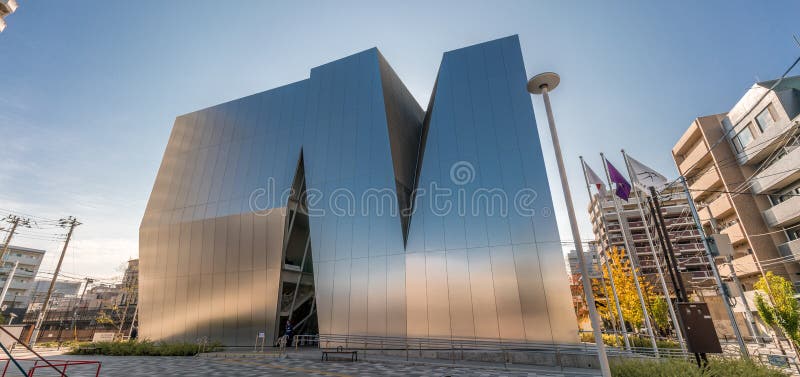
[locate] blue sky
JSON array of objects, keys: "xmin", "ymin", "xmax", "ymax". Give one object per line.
[{"xmin": 1, "ymin": 1, "xmax": 799, "ymax": 279}]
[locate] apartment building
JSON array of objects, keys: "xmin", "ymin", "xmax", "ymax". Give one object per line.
[
  {"xmin": 28, "ymin": 279, "xmax": 83, "ymax": 312},
  {"xmin": 0, "ymin": 245, "xmax": 45, "ymax": 318},
  {"xmin": 588, "ymin": 185, "xmax": 712, "ymax": 289},
  {"xmin": 672, "ymin": 76, "xmax": 800, "ymax": 289},
  {"xmin": 566, "ymin": 243, "xmax": 601, "ymax": 277},
  {"xmin": 0, "ymin": 0, "xmax": 18, "ymax": 32}
]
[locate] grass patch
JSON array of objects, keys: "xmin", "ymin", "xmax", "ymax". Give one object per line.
[
  {"xmin": 610, "ymin": 357, "xmax": 788, "ymax": 377},
  {"xmin": 67, "ymin": 340, "xmax": 223, "ymax": 356},
  {"xmin": 35, "ymin": 341, "xmax": 88, "ymax": 349},
  {"xmin": 580, "ymin": 332, "xmax": 681, "ymax": 349}
]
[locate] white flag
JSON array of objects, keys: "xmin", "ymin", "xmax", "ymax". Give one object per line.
[
  {"xmin": 626, "ymin": 155, "xmax": 668, "ymax": 190},
  {"xmin": 583, "ymin": 161, "xmax": 606, "ymax": 192}
]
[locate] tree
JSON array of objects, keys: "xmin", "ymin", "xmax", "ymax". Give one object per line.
[
  {"xmin": 649, "ymin": 296, "xmax": 670, "ymax": 336},
  {"xmin": 596, "ymin": 247, "xmax": 657, "ymax": 332},
  {"xmin": 755, "ymin": 272, "xmax": 800, "ymax": 348}
]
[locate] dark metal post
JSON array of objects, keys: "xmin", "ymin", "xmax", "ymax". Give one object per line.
[
  {"xmin": 649, "ymin": 187, "xmax": 689, "ymax": 301},
  {"xmin": 647, "ymin": 197, "xmax": 681, "ymax": 297}
]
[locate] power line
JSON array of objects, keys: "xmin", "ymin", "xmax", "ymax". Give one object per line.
[
  {"xmin": 667, "ymin": 55, "xmax": 800, "ymax": 189},
  {"xmin": 686, "ymin": 187, "xmax": 800, "ymax": 198},
  {"xmin": 680, "ymin": 128, "xmax": 798, "ymax": 182}
]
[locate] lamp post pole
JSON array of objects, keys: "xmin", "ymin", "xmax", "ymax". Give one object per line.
[{"xmin": 528, "ymin": 72, "xmax": 611, "ymax": 377}]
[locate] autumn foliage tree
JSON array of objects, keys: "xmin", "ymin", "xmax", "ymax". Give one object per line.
[
  {"xmin": 755, "ymin": 272, "xmax": 800, "ymax": 348},
  {"xmin": 595, "ymin": 246, "xmax": 667, "ymax": 333}
]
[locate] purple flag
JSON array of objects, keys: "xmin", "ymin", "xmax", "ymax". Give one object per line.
[{"xmin": 606, "ymin": 160, "xmax": 631, "ymax": 201}]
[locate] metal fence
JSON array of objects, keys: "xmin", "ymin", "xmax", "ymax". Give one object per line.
[{"xmin": 285, "ymin": 333, "xmax": 800, "ymax": 375}]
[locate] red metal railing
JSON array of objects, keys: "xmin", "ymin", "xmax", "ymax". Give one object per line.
[{"xmin": 0, "ymin": 358, "xmax": 101, "ymax": 377}]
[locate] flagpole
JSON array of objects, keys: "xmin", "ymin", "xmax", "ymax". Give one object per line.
[
  {"xmin": 580, "ymin": 156, "xmax": 631, "ymax": 350},
  {"xmin": 528, "ymin": 73, "xmax": 611, "ymax": 377},
  {"xmin": 600, "ymin": 153, "xmax": 659, "ymax": 357},
  {"xmin": 621, "ymin": 149, "xmax": 687, "ymax": 354},
  {"xmin": 597, "ymin": 265, "xmax": 619, "ymax": 337},
  {"xmin": 581, "ymin": 159, "xmax": 620, "ymax": 342}
]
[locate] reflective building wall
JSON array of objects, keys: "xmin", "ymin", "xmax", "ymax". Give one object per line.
[{"xmin": 140, "ymin": 35, "xmax": 578, "ymax": 346}]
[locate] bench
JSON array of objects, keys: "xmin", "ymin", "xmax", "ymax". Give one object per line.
[{"xmin": 321, "ymin": 346, "xmax": 358, "ymax": 362}]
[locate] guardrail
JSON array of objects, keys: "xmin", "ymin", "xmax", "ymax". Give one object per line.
[
  {"xmin": 294, "ymin": 333, "xmax": 800, "ymax": 374},
  {"xmin": 0, "ymin": 358, "xmax": 102, "ymax": 377}
]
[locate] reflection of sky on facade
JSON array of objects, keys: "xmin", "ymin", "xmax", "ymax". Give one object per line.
[{"xmin": 140, "ymin": 36, "xmax": 578, "ymax": 345}]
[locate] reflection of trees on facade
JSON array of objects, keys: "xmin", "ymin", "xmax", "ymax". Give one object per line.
[
  {"xmin": 95, "ymin": 310, "xmax": 118, "ymax": 329},
  {"xmin": 595, "ymin": 247, "xmax": 668, "ymax": 334},
  {"xmin": 570, "ymin": 273, "xmax": 588, "ymax": 323}
]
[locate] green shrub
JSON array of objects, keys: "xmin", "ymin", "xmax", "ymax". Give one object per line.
[
  {"xmin": 610, "ymin": 358, "xmax": 788, "ymax": 377},
  {"xmin": 67, "ymin": 340, "xmax": 223, "ymax": 356}
]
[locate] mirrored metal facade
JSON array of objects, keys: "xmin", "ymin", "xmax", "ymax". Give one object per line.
[{"xmin": 140, "ymin": 35, "xmax": 579, "ymax": 346}]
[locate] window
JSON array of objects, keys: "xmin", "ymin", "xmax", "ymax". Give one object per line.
[
  {"xmin": 755, "ymin": 106, "xmax": 775, "ymax": 132},
  {"xmin": 787, "ymin": 225, "xmax": 800, "ymax": 241},
  {"xmin": 733, "ymin": 126, "xmax": 754, "ymax": 153}
]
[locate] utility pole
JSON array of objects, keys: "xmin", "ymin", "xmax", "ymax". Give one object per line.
[
  {"xmin": 73, "ymin": 277, "xmax": 93, "ymax": 342},
  {"xmin": 648, "ymin": 188, "xmax": 688, "ymax": 302},
  {"xmin": 0, "ymin": 215, "xmax": 31, "ymax": 262},
  {"xmin": 30, "ymin": 216, "xmax": 80, "ymax": 346},
  {"xmin": 725, "ymin": 255, "xmax": 761, "ymax": 344},
  {"xmin": 646, "ymin": 198, "xmax": 682, "ymax": 296},
  {"xmin": 679, "ymin": 177, "xmax": 748, "ymax": 359}
]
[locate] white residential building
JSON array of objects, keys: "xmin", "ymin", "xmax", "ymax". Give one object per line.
[{"xmin": 0, "ymin": 245, "xmax": 45, "ymax": 315}]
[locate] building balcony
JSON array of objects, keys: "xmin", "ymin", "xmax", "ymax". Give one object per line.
[
  {"xmin": 763, "ymin": 195, "xmax": 800, "ymax": 228},
  {"xmin": 738, "ymin": 118, "xmax": 798, "ymax": 165},
  {"xmin": 707, "ymin": 194, "xmax": 734, "ymax": 219},
  {"xmin": 665, "ymin": 218, "xmax": 694, "ymax": 230},
  {"xmin": 750, "ymin": 146, "xmax": 800, "ymax": 194},
  {"xmin": 0, "ymin": 0, "xmax": 17, "ymax": 16},
  {"xmin": 674, "ymin": 242, "xmax": 704, "ymax": 252},
  {"xmin": 719, "ymin": 254, "xmax": 761, "ymax": 279},
  {"xmin": 673, "ymin": 230, "xmax": 701, "ymax": 239},
  {"xmin": 777, "ymin": 238, "xmax": 800, "ymax": 258},
  {"xmin": 678, "ymin": 139, "xmax": 710, "ymax": 175},
  {"xmin": 721, "ymin": 222, "xmax": 746, "ymax": 245},
  {"xmin": 721, "ymin": 223, "xmax": 746, "ymax": 245},
  {"xmin": 689, "ymin": 166, "xmax": 721, "ymax": 200},
  {"xmin": 628, "ymin": 221, "xmax": 645, "ymax": 229}
]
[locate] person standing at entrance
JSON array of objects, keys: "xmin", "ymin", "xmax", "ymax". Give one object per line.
[{"xmin": 285, "ymin": 319, "xmax": 293, "ymax": 347}]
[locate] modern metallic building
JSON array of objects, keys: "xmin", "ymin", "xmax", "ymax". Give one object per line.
[{"xmin": 140, "ymin": 35, "xmax": 578, "ymax": 346}]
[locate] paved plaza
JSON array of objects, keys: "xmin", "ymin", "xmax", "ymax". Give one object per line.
[{"xmin": 1, "ymin": 352, "xmax": 601, "ymax": 377}]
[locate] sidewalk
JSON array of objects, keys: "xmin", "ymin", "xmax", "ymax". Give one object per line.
[{"xmin": 211, "ymin": 348, "xmax": 603, "ymax": 376}]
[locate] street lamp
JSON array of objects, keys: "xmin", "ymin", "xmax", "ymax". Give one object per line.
[{"xmin": 528, "ymin": 72, "xmax": 611, "ymax": 377}]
